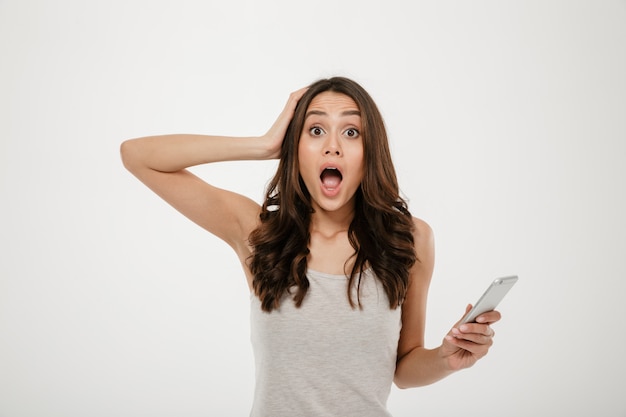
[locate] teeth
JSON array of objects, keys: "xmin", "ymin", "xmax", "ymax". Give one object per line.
[{"xmin": 321, "ymin": 167, "xmax": 339, "ymax": 176}]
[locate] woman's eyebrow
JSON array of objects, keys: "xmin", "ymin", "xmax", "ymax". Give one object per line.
[
  {"xmin": 305, "ymin": 110, "xmax": 326, "ymax": 119},
  {"xmin": 305, "ymin": 109, "xmax": 361, "ymax": 119}
]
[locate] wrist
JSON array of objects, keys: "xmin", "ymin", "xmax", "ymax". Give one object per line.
[
  {"xmin": 222, "ymin": 136, "xmax": 275, "ymax": 161},
  {"xmin": 435, "ymin": 345, "xmax": 458, "ymax": 374},
  {"xmin": 256, "ymin": 135, "xmax": 282, "ymax": 160}
]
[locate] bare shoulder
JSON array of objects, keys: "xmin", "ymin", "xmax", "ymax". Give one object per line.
[
  {"xmin": 411, "ymin": 216, "xmax": 434, "ymax": 257},
  {"xmin": 407, "ymin": 216, "xmax": 435, "ymax": 290},
  {"xmin": 411, "ymin": 216, "xmax": 433, "ymax": 235}
]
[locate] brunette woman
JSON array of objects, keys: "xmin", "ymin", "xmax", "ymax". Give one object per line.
[{"xmin": 120, "ymin": 77, "xmax": 500, "ymax": 417}]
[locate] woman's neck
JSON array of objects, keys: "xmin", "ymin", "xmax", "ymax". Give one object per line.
[
  {"xmin": 309, "ymin": 203, "xmax": 355, "ymax": 237},
  {"xmin": 307, "ymin": 205, "xmax": 357, "ymax": 275}
]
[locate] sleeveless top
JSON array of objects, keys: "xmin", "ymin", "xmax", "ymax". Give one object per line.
[{"xmin": 249, "ymin": 268, "xmax": 402, "ymax": 417}]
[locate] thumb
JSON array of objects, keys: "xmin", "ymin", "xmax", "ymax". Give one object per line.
[{"xmin": 452, "ymin": 304, "xmax": 473, "ymax": 327}]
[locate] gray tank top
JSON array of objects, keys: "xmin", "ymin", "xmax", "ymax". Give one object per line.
[{"xmin": 249, "ymin": 268, "xmax": 401, "ymax": 417}]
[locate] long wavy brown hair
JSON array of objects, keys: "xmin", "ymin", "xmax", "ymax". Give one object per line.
[{"xmin": 248, "ymin": 77, "xmax": 417, "ymax": 312}]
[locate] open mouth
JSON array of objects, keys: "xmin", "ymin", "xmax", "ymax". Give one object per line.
[{"xmin": 320, "ymin": 167, "xmax": 343, "ymax": 189}]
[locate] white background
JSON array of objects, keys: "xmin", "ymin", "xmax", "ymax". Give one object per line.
[{"xmin": 1, "ymin": 1, "xmax": 625, "ymax": 416}]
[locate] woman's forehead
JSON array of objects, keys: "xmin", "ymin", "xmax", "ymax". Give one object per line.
[{"xmin": 307, "ymin": 91, "xmax": 359, "ymax": 112}]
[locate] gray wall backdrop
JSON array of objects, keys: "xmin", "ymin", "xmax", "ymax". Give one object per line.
[{"xmin": 1, "ymin": 1, "xmax": 625, "ymax": 416}]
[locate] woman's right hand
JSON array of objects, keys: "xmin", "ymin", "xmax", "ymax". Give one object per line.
[{"xmin": 262, "ymin": 87, "xmax": 308, "ymax": 159}]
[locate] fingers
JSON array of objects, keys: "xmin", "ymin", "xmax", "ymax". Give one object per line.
[
  {"xmin": 284, "ymin": 87, "xmax": 309, "ymax": 112},
  {"xmin": 450, "ymin": 323, "xmax": 494, "ymax": 343},
  {"xmin": 290, "ymin": 86, "xmax": 309, "ymax": 101},
  {"xmin": 445, "ymin": 321, "xmax": 495, "ymax": 353},
  {"xmin": 475, "ymin": 310, "xmax": 502, "ymax": 325},
  {"xmin": 448, "ymin": 306, "xmax": 499, "ymax": 344},
  {"xmin": 446, "ymin": 326, "xmax": 495, "ymax": 360},
  {"xmin": 440, "ymin": 308, "xmax": 501, "ymax": 369},
  {"xmin": 263, "ymin": 87, "xmax": 309, "ymax": 158},
  {"xmin": 458, "ymin": 323, "xmax": 494, "ymax": 337},
  {"xmin": 275, "ymin": 87, "xmax": 309, "ymax": 125}
]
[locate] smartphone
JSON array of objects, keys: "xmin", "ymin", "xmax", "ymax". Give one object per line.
[{"xmin": 460, "ymin": 275, "xmax": 518, "ymax": 324}]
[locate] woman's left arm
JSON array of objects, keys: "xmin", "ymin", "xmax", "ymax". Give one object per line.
[{"xmin": 394, "ymin": 218, "xmax": 501, "ymax": 388}]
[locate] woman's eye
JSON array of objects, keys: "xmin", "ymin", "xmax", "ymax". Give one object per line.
[
  {"xmin": 310, "ymin": 127, "xmax": 324, "ymax": 136},
  {"xmin": 345, "ymin": 128, "xmax": 360, "ymax": 138}
]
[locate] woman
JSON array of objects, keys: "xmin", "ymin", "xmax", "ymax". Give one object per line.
[{"xmin": 120, "ymin": 77, "xmax": 500, "ymax": 416}]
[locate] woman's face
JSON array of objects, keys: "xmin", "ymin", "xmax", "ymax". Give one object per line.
[{"xmin": 298, "ymin": 91, "xmax": 364, "ymax": 215}]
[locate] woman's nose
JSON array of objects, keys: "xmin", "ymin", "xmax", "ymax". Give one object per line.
[{"xmin": 323, "ymin": 133, "xmax": 341, "ymax": 156}]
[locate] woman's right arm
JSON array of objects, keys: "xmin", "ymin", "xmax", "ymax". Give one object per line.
[
  {"xmin": 119, "ymin": 88, "xmax": 307, "ymax": 261},
  {"xmin": 120, "ymin": 134, "xmax": 266, "ymax": 258}
]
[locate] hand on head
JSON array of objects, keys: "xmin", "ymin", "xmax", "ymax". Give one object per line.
[{"xmin": 263, "ymin": 87, "xmax": 309, "ymax": 159}]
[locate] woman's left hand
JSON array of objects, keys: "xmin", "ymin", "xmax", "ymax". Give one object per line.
[{"xmin": 439, "ymin": 305, "xmax": 501, "ymax": 371}]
